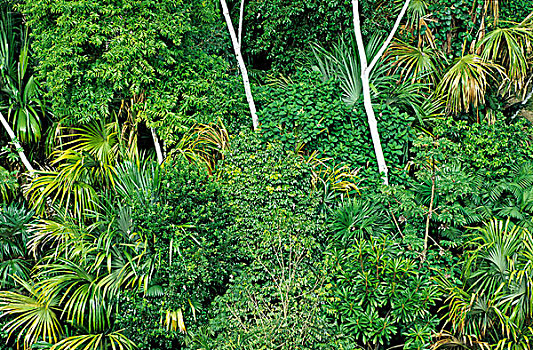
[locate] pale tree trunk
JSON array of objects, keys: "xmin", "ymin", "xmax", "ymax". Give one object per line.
[
  {"xmin": 238, "ymin": 0, "xmax": 245, "ymax": 46},
  {"xmin": 151, "ymin": 127, "xmax": 164, "ymax": 165},
  {"xmin": 352, "ymin": 0, "xmax": 411, "ymax": 185},
  {"xmin": 220, "ymin": 0, "xmax": 259, "ymax": 131},
  {"xmin": 0, "ymin": 111, "xmax": 34, "ymax": 173}
]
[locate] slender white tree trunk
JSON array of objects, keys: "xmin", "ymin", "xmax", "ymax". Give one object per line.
[
  {"xmin": 151, "ymin": 127, "xmax": 164, "ymax": 164},
  {"xmin": 361, "ymin": 71, "xmax": 389, "ymax": 184},
  {"xmin": 352, "ymin": 0, "xmax": 411, "ymax": 185},
  {"xmin": 0, "ymin": 111, "xmax": 34, "ymax": 173},
  {"xmin": 238, "ymin": 0, "xmax": 245, "ymax": 46},
  {"xmin": 221, "ymin": 0, "xmax": 259, "ymax": 131}
]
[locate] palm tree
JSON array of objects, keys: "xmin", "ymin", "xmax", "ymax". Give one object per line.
[
  {"xmin": 477, "ymin": 17, "xmax": 533, "ymax": 96},
  {"xmin": 437, "ymin": 219, "xmax": 533, "ymax": 350}
]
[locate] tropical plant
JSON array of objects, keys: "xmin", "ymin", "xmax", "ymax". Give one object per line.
[
  {"xmin": 311, "ymin": 33, "xmax": 400, "ymax": 106},
  {"xmin": 0, "ymin": 203, "xmax": 35, "ymax": 289},
  {"xmin": 328, "ymin": 197, "xmax": 390, "ymax": 243},
  {"xmin": 386, "ymin": 40, "xmax": 446, "ymax": 85},
  {"xmin": 25, "ymin": 117, "xmax": 138, "ymax": 217},
  {"xmin": 436, "ymin": 54, "xmax": 505, "ymax": 115},
  {"xmin": 325, "ymin": 235, "xmax": 443, "ymax": 350},
  {"xmin": 437, "ymin": 219, "xmax": 533, "ymax": 350},
  {"xmin": 0, "ymin": 166, "xmax": 18, "ymax": 202},
  {"xmin": 0, "ymin": 12, "xmax": 45, "ymax": 144},
  {"xmin": 478, "ymin": 17, "xmax": 533, "ymax": 95},
  {"xmin": 173, "ymin": 120, "xmax": 230, "ymax": 174},
  {"xmin": 0, "ymin": 164, "xmax": 157, "ymax": 349}
]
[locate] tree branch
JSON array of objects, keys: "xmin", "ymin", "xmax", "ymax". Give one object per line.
[
  {"xmin": 238, "ymin": 0, "xmax": 245, "ymax": 46},
  {"xmin": 366, "ymin": 0, "xmax": 411, "ymax": 74},
  {"xmin": 0, "ymin": 112, "xmax": 34, "ymax": 174},
  {"xmin": 220, "ymin": 0, "xmax": 259, "ymax": 131},
  {"xmin": 352, "ymin": 0, "xmax": 368, "ymax": 70},
  {"xmin": 150, "ymin": 127, "xmax": 164, "ymax": 164}
]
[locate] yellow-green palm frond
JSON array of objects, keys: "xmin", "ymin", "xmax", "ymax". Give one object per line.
[
  {"xmin": 387, "ymin": 40, "xmax": 446, "ymax": 86},
  {"xmin": 0, "ymin": 277, "xmax": 63, "ymax": 349},
  {"xmin": 174, "ymin": 120, "xmax": 230, "ymax": 174},
  {"xmin": 50, "ymin": 331, "xmax": 136, "ymax": 350},
  {"xmin": 25, "ymin": 152, "xmax": 104, "ymax": 218},
  {"xmin": 61, "ymin": 119, "xmax": 120, "ymax": 166},
  {"xmin": 478, "ymin": 20, "xmax": 533, "ymax": 96},
  {"xmin": 28, "ymin": 215, "xmax": 84, "ymax": 258},
  {"xmin": 35, "ymin": 259, "xmax": 117, "ymax": 333},
  {"xmin": 436, "ymin": 55, "xmax": 505, "ymax": 115}
]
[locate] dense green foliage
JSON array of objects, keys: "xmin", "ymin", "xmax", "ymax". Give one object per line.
[
  {"xmin": 1, "ymin": 0, "xmax": 533, "ymax": 349},
  {"xmin": 258, "ymin": 72, "xmax": 414, "ymax": 176}
]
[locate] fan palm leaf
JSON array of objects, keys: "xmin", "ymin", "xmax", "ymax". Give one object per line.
[
  {"xmin": 386, "ymin": 40, "xmax": 446, "ymax": 85},
  {"xmin": 478, "ymin": 20, "xmax": 533, "ymax": 95},
  {"xmin": 0, "ymin": 277, "xmax": 63, "ymax": 349},
  {"xmin": 50, "ymin": 331, "xmax": 136, "ymax": 350},
  {"xmin": 62, "ymin": 119, "xmax": 120, "ymax": 166},
  {"xmin": 436, "ymin": 54, "xmax": 505, "ymax": 115},
  {"xmin": 311, "ymin": 33, "xmax": 390, "ymax": 105}
]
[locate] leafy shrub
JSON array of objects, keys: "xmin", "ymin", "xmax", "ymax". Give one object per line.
[
  {"xmin": 149, "ymin": 51, "xmax": 250, "ymax": 144},
  {"xmin": 203, "ymin": 230, "xmax": 333, "ymax": 350},
  {"xmin": 258, "ymin": 72, "xmax": 414, "ymax": 181},
  {"xmin": 115, "ymin": 158, "xmax": 232, "ymax": 349},
  {"xmin": 216, "ymin": 132, "xmax": 327, "ymax": 251},
  {"xmin": 431, "ymin": 116, "xmax": 533, "ymax": 179},
  {"xmin": 324, "ymin": 234, "xmax": 448, "ymax": 350},
  {"xmin": 19, "ymin": 0, "xmax": 234, "ymax": 128},
  {"xmin": 190, "ymin": 133, "xmax": 333, "ymax": 349}
]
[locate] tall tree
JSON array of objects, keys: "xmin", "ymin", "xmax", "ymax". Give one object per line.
[
  {"xmin": 352, "ymin": 0, "xmax": 411, "ymax": 184},
  {"xmin": 220, "ymin": 0, "xmax": 259, "ymax": 131}
]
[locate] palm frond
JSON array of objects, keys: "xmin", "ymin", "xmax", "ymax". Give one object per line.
[
  {"xmin": 0, "ymin": 277, "xmax": 63, "ymax": 349},
  {"xmin": 436, "ymin": 55, "xmax": 505, "ymax": 115}
]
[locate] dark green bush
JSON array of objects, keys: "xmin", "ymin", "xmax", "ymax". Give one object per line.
[
  {"xmin": 115, "ymin": 158, "xmax": 232, "ymax": 349},
  {"xmin": 189, "ymin": 133, "xmax": 333, "ymax": 349},
  {"xmin": 324, "ymin": 234, "xmax": 448, "ymax": 350},
  {"xmin": 258, "ymin": 72, "xmax": 414, "ymax": 179},
  {"xmin": 240, "ymin": 0, "xmax": 397, "ymax": 71}
]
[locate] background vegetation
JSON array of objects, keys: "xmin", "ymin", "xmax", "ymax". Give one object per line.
[{"xmin": 1, "ymin": 0, "xmax": 533, "ymax": 349}]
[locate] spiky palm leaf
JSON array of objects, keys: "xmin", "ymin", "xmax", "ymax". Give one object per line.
[
  {"xmin": 0, "ymin": 14, "xmax": 45, "ymax": 143},
  {"xmin": 114, "ymin": 159, "xmax": 161, "ymax": 206},
  {"xmin": 438, "ymin": 219, "xmax": 533, "ymax": 350},
  {"xmin": 173, "ymin": 121, "xmax": 230, "ymax": 173},
  {"xmin": 49, "ymin": 331, "xmax": 136, "ymax": 350},
  {"xmin": 35, "ymin": 259, "xmax": 117, "ymax": 333},
  {"xmin": 387, "ymin": 40, "xmax": 446, "ymax": 85},
  {"xmin": 329, "ymin": 198, "xmax": 390, "ymax": 243},
  {"xmin": 311, "ymin": 33, "xmax": 390, "ymax": 105},
  {"xmin": 25, "ymin": 151, "xmax": 102, "ymax": 218},
  {"xmin": 62, "ymin": 119, "xmax": 120, "ymax": 166}
]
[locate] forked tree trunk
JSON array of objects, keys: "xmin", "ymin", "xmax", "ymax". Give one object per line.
[
  {"xmin": 352, "ymin": 0, "xmax": 411, "ymax": 185},
  {"xmin": 220, "ymin": 0, "xmax": 259, "ymax": 131},
  {"xmin": 0, "ymin": 112, "xmax": 34, "ymax": 173}
]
